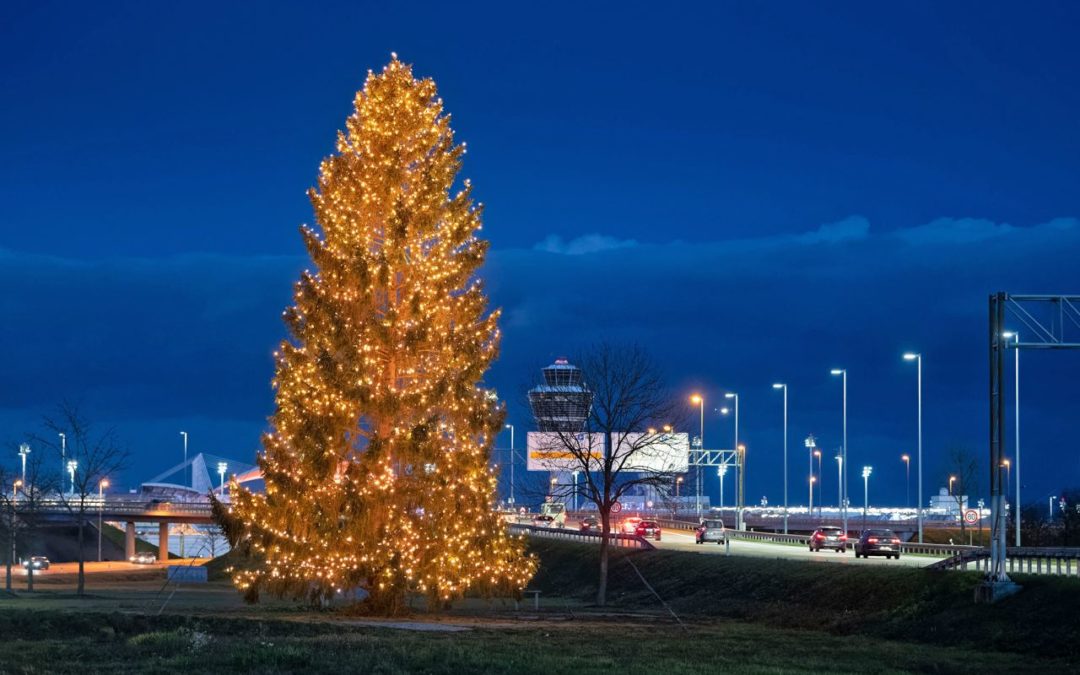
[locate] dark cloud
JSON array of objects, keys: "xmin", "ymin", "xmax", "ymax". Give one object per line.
[{"xmin": 2, "ymin": 216, "xmax": 1078, "ymax": 502}]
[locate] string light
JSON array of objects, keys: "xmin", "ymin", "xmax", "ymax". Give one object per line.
[{"xmin": 224, "ymin": 54, "xmax": 536, "ymax": 611}]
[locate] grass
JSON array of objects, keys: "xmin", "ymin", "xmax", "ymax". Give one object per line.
[{"xmin": 0, "ymin": 540, "xmax": 1077, "ymax": 672}]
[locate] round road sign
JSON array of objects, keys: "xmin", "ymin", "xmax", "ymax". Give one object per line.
[
  {"xmin": 611, "ymin": 501, "xmax": 623, "ymax": 514},
  {"xmin": 964, "ymin": 509, "xmax": 979, "ymax": 525}
]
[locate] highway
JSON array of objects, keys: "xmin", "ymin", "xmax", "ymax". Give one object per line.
[{"xmin": 656, "ymin": 527, "xmax": 947, "ymax": 568}]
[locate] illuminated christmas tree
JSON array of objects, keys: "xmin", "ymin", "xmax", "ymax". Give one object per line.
[{"xmin": 221, "ymin": 55, "xmax": 535, "ymax": 612}]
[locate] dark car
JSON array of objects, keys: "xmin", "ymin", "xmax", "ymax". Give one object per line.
[
  {"xmin": 854, "ymin": 529, "xmax": 902, "ymax": 559},
  {"xmin": 635, "ymin": 520, "xmax": 661, "ymax": 541},
  {"xmin": 579, "ymin": 515, "xmax": 600, "ymax": 532},
  {"xmin": 809, "ymin": 526, "xmax": 847, "ymax": 553},
  {"xmin": 23, "ymin": 556, "xmax": 49, "ymax": 571}
]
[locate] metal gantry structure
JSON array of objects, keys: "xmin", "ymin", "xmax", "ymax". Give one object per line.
[{"xmin": 984, "ymin": 293, "xmax": 1080, "ymax": 599}]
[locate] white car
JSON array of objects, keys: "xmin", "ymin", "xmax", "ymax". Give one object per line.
[{"xmin": 130, "ymin": 552, "xmax": 157, "ymax": 565}]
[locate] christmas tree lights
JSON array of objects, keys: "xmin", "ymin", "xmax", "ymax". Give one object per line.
[{"xmin": 221, "ymin": 55, "xmax": 535, "ymax": 612}]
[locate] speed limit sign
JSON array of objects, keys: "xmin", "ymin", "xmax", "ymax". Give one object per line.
[
  {"xmin": 611, "ymin": 501, "xmax": 623, "ymax": 514},
  {"xmin": 964, "ymin": 509, "xmax": 979, "ymax": 525}
]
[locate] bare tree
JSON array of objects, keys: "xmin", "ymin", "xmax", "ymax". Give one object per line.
[
  {"xmin": 5, "ymin": 448, "xmax": 60, "ymax": 592},
  {"xmin": 34, "ymin": 403, "xmax": 129, "ymax": 595},
  {"xmin": 943, "ymin": 445, "xmax": 979, "ymax": 538},
  {"xmin": 530, "ymin": 343, "xmax": 685, "ymax": 606}
]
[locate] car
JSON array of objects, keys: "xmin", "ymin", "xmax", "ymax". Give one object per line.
[
  {"xmin": 22, "ymin": 556, "xmax": 49, "ymax": 571},
  {"xmin": 532, "ymin": 514, "xmax": 556, "ymax": 528},
  {"xmin": 619, "ymin": 517, "xmax": 643, "ymax": 535},
  {"xmin": 130, "ymin": 552, "xmax": 157, "ymax": 565},
  {"xmin": 635, "ymin": 519, "xmax": 661, "ymax": 541},
  {"xmin": 579, "ymin": 515, "xmax": 600, "ymax": 532},
  {"xmin": 695, "ymin": 518, "xmax": 726, "ymax": 545},
  {"xmin": 854, "ymin": 529, "xmax": 903, "ymax": 559},
  {"xmin": 809, "ymin": 526, "xmax": 848, "ymax": 553}
]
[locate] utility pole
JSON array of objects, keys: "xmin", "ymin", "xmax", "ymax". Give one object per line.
[{"xmin": 773, "ymin": 384, "xmax": 788, "ymax": 534}]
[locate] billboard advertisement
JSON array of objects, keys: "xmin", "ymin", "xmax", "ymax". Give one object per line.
[
  {"xmin": 616, "ymin": 432, "xmax": 690, "ymax": 473},
  {"xmin": 526, "ymin": 432, "xmax": 603, "ymax": 472},
  {"xmin": 526, "ymin": 431, "xmax": 689, "ymax": 473}
]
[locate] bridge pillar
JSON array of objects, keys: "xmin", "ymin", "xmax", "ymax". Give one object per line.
[
  {"xmin": 158, "ymin": 522, "xmax": 170, "ymax": 561},
  {"xmin": 125, "ymin": 522, "xmax": 136, "ymax": 560}
]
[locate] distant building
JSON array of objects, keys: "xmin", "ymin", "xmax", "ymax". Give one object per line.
[
  {"xmin": 929, "ymin": 486, "xmax": 967, "ymax": 514},
  {"xmin": 528, "ymin": 358, "xmax": 592, "ymax": 431}
]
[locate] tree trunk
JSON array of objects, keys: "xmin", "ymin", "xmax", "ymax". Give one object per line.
[
  {"xmin": 4, "ymin": 531, "xmax": 11, "ymax": 593},
  {"xmin": 597, "ymin": 507, "xmax": 610, "ymax": 607},
  {"xmin": 77, "ymin": 517, "xmax": 85, "ymax": 595}
]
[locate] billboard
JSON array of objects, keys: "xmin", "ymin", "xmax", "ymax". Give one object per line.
[
  {"xmin": 526, "ymin": 431, "xmax": 689, "ymax": 473},
  {"xmin": 616, "ymin": 432, "xmax": 690, "ymax": 473},
  {"xmin": 527, "ymin": 432, "xmax": 603, "ymax": 472}
]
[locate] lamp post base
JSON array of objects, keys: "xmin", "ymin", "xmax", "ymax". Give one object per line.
[{"xmin": 974, "ymin": 579, "xmax": 1021, "ymax": 604}]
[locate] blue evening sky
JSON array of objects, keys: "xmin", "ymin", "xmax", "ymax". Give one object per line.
[{"xmin": 2, "ymin": 1, "xmax": 1078, "ymax": 507}]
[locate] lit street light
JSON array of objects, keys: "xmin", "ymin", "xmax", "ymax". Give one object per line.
[
  {"xmin": 66, "ymin": 460, "xmax": 77, "ymax": 495},
  {"xmin": 505, "ymin": 424, "xmax": 515, "ymax": 506},
  {"xmin": 217, "ymin": 462, "xmax": 229, "ymax": 495},
  {"xmin": 18, "ymin": 444, "xmax": 30, "ymax": 486},
  {"xmin": 949, "ymin": 475, "xmax": 957, "ymax": 496},
  {"xmin": 98, "ymin": 478, "xmax": 110, "ymax": 562},
  {"xmin": 901, "ymin": 454, "xmax": 910, "ymax": 508},
  {"xmin": 675, "ymin": 476, "xmax": 683, "ymax": 499},
  {"xmin": 58, "ymin": 432, "xmax": 66, "ymax": 493},
  {"xmin": 725, "ymin": 392, "xmax": 741, "ymax": 529},
  {"xmin": 718, "ymin": 464, "xmax": 728, "ymax": 509},
  {"xmin": 830, "ymin": 369, "xmax": 848, "ymax": 534},
  {"xmin": 10, "ymin": 480, "xmax": 20, "ymax": 569},
  {"xmin": 1001, "ymin": 459, "xmax": 1011, "ymax": 500},
  {"xmin": 862, "ymin": 466, "xmax": 873, "ymax": 528},
  {"xmin": 813, "ymin": 449, "xmax": 822, "ymax": 517},
  {"xmin": 835, "ymin": 454, "xmax": 842, "ymax": 513},
  {"xmin": 809, "ymin": 475, "xmax": 816, "ymax": 518},
  {"xmin": 180, "ymin": 431, "xmax": 189, "ymax": 489},
  {"xmin": 1003, "ymin": 331, "xmax": 1021, "ymax": 546},
  {"xmin": 690, "ymin": 394, "xmax": 704, "ymax": 516},
  {"xmin": 772, "ymin": 383, "xmax": 788, "ymax": 534},
  {"xmin": 903, "ymin": 352, "xmax": 923, "ymax": 543}
]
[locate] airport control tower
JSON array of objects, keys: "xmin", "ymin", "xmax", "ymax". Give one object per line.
[{"xmin": 528, "ymin": 358, "xmax": 592, "ymax": 432}]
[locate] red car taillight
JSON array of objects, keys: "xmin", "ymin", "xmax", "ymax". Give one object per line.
[
  {"xmin": 868, "ymin": 537, "xmax": 879, "ymax": 544},
  {"xmin": 840, "ymin": 535, "xmax": 848, "ymax": 541},
  {"xmin": 892, "ymin": 538, "xmax": 901, "ymax": 544},
  {"xmin": 814, "ymin": 533, "xmax": 824, "ymax": 539}
]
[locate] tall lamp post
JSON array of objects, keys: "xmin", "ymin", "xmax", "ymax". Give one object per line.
[
  {"xmin": 217, "ymin": 462, "xmax": 228, "ymax": 496},
  {"xmin": 18, "ymin": 444, "xmax": 30, "ymax": 486},
  {"xmin": 830, "ymin": 369, "xmax": 848, "ymax": 534},
  {"xmin": 718, "ymin": 464, "xmax": 728, "ymax": 510},
  {"xmin": 862, "ymin": 466, "xmax": 873, "ymax": 528},
  {"xmin": 901, "ymin": 454, "xmax": 911, "ymax": 509},
  {"xmin": 66, "ymin": 460, "xmax": 77, "ymax": 495},
  {"xmin": 11, "ymin": 480, "xmax": 21, "ymax": 568},
  {"xmin": 97, "ymin": 479, "xmax": 109, "ymax": 562},
  {"xmin": 813, "ymin": 449, "xmax": 822, "ymax": 516},
  {"xmin": 58, "ymin": 432, "xmax": 66, "ymax": 494},
  {"xmin": 724, "ymin": 393, "xmax": 740, "ymax": 528},
  {"xmin": 902, "ymin": 353, "xmax": 924, "ymax": 543},
  {"xmin": 772, "ymin": 383, "xmax": 788, "ymax": 534},
  {"xmin": 690, "ymin": 394, "xmax": 704, "ymax": 517},
  {"xmin": 1002, "ymin": 331, "xmax": 1021, "ymax": 546},
  {"xmin": 180, "ymin": 431, "xmax": 189, "ymax": 489},
  {"xmin": 835, "ymin": 454, "xmax": 843, "ymax": 511},
  {"xmin": 809, "ymin": 476, "xmax": 816, "ymax": 519},
  {"xmin": 505, "ymin": 424, "xmax": 515, "ymax": 507},
  {"xmin": 1001, "ymin": 459, "xmax": 1010, "ymax": 500}
]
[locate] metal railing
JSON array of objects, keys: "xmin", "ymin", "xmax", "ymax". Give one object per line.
[
  {"xmin": 931, "ymin": 547, "xmax": 1080, "ymax": 576},
  {"xmin": 508, "ymin": 524, "xmax": 654, "ymax": 550}
]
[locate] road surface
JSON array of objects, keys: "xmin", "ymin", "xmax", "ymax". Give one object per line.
[{"xmin": 654, "ymin": 528, "xmax": 944, "ymax": 567}]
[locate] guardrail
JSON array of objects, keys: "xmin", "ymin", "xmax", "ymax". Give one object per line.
[
  {"xmin": 23, "ymin": 499, "xmax": 217, "ymax": 520},
  {"xmin": 508, "ymin": 524, "xmax": 654, "ymax": 550},
  {"xmin": 931, "ymin": 547, "xmax": 1080, "ymax": 576}
]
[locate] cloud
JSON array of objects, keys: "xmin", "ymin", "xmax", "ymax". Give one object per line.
[
  {"xmin": 534, "ymin": 233, "xmax": 639, "ymax": 255},
  {"xmin": 794, "ymin": 215, "xmax": 870, "ymax": 244}
]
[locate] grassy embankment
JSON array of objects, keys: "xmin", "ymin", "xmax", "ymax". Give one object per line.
[{"xmin": 0, "ymin": 539, "xmax": 1075, "ymax": 673}]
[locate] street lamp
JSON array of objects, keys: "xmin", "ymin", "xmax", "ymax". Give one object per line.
[
  {"xmin": 58, "ymin": 432, "xmax": 66, "ymax": 493},
  {"xmin": 901, "ymin": 454, "xmax": 910, "ymax": 508},
  {"xmin": 180, "ymin": 431, "xmax": 189, "ymax": 489},
  {"xmin": 772, "ymin": 383, "xmax": 788, "ymax": 533},
  {"xmin": 830, "ymin": 369, "xmax": 848, "ymax": 534},
  {"xmin": 949, "ymin": 475, "xmax": 957, "ymax": 495},
  {"xmin": 813, "ymin": 449, "xmax": 822, "ymax": 516},
  {"xmin": 690, "ymin": 394, "xmax": 705, "ymax": 517},
  {"xmin": 98, "ymin": 479, "xmax": 110, "ymax": 562},
  {"xmin": 1002, "ymin": 331, "xmax": 1021, "ymax": 546},
  {"xmin": 903, "ymin": 352, "xmax": 924, "ymax": 543},
  {"xmin": 217, "ymin": 462, "xmax": 229, "ymax": 495},
  {"xmin": 10, "ymin": 480, "xmax": 20, "ymax": 570},
  {"xmin": 835, "ymin": 454, "xmax": 842, "ymax": 513},
  {"xmin": 18, "ymin": 443, "xmax": 30, "ymax": 486},
  {"xmin": 725, "ymin": 393, "xmax": 741, "ymax": 528},
  {"xmin": 66, "ymin": 460, "xmax": 78, "ymax": 495},
  {"xmin": 549, "ymin": 477, "xmax": 557, "ymax": 501},
  {"xmin": 505, "ymin": 424, "xmax": 515, "ymax": 506},
  {"xmin": 572, "ymin": 470, "xmax": 580, "ymax": 512},
  {"xmin": 13, "ymin": 480, "xmax": 22, "ymax": 500},
  {"xmin": 675, "ymin": 476, "xmax": 683, "ymax": 499},
  {"xmin": 718, "ymin": 463, "xmax": 728, "ymax": 510},
  {"xmin": 1001, "ymin": 459, "xmax": 1011, "ymax": 502},
  {"xmin": 809, "ymin": 475, "xmax": 816, "ymax": 519},
  {"xmin": 862, "ymin": 466, "xmax": 873, "ymax": 528}
]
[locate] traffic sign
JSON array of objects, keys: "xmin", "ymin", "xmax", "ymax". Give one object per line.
[
  {"xmin": 964, "ymin": 509, "xmax": 979, "ymax": 525},
  {"xmin": 611, "ymin": 501, "xmax": 623, "ymax": 514}
]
